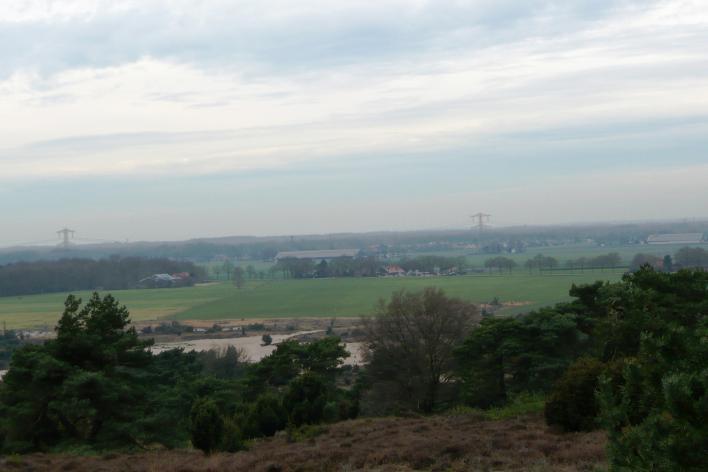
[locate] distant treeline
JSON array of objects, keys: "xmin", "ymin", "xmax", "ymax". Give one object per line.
[
  {"xmin": 272, "ymin": 255, "xmax": 467, "ymax": 279},
  {"xmin": 0, "ymin": 256, "xmax": 206, "ymax": 297},
  {"xmin": 629, "ymin": 246, "xmax": 708, "ymax": 272}
]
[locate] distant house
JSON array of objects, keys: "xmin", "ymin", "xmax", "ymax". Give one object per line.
[
  {"xmin": 274, "ymin": 249, "xmax": 362, "ymax": 263},
  {"xmin": 384, "ymin": 264, "xmax": 406, "ymax": 276},
  {"xmin": 647, "ymin": 233, "xmax": 704, "ymax": 245},
  {"xmin": 138, "ymin": 273, "xmax": 192, "ymax": 288}
]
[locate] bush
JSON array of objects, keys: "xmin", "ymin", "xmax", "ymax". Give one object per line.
[
  {"xmin": 189, "ymin": 398, "xmax": 223, "ymax": 455},
  {"xmin": 244, "ymin": 394, "xmax": 287, "ymax": 438},
  {"xmin": 545, "ymin": 357, "xmax": 605, "ymax": 431},
  {"xmin": 221, "ymin": 418, "xmax": 243, "ymax": 453},
  {"xmin": 283, "ymin": 373, "xmax": 328, "ymax": 426}
]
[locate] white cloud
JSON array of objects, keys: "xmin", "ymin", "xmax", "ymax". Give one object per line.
[{"xmin": 1, "ymin": 0, "xmax": 707, "ymax": 242}]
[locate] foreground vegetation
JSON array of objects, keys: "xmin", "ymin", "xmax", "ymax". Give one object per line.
[
  {"xmin": 0, "ymin": 271, "xmax": 624, "ymax": 329},
  {"xmin": 0, "ymin": 413, "xmax": 606, "ymax": 471},
  {"xmin": 0, "ymin": 267, "xmax": 705, "ymax": 470}
]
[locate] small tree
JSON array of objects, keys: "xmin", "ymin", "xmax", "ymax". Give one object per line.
[
  {"xmin": 261, "ymin": 333, "xmax": 273, "ymax": 346},
  {"xmin": 233, "ymin": 267, "xmax": 245, "ymax": 289},
  {"xmin": 222, "ymin": 260, "xmax": 234, "ymax": 280},
  {"xmin": 189, "ymin": 398, "xmax": 223, "ymax": 455}
]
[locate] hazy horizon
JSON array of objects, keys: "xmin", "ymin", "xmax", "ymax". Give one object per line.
[{"xmin": 3, "ymin": 0, "xmax": 708, "ymax": 246}]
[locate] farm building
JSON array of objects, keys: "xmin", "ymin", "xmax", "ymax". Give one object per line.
[
  {"xmin": 384, "ymin": 265, "xmax": 406, "ymax": 276},
  {"xmin": 274, "ymin": 249, "xmax": 362, "ymax": 263},
  {"xmin": 647, "ymin": 233, "xmax": 704, "ymax": 245}
]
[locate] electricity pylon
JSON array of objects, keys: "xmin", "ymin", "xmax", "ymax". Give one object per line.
[
  {"xmin": 56, "ymin": 228, "xmax": 75, "ymax": 249},
  {"xmin": 470, "ymin": 213, "xmax": 491, "ymax": 232}
]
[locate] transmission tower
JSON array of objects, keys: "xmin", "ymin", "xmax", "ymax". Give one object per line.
[
  {"xmin": 56, "ymin": 228, "xmax": 76, "ymax": 249},
  {"xmin": 470, "ymin": 213, "xmax": 491, "ymax": 232}
]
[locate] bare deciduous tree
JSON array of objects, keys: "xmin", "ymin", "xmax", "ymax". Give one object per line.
[{"xmin": 363, "ymin": 287, "xmax": 479, "ymax": 413}]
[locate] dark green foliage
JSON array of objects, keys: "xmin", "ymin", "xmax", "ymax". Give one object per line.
[
  {"xmin": 0, "ymin": 257, "xmax": 205, "ymax": 297},
  {"xmin": 243, "ymin": 394, "xmax": 287, "ymax": 438},
  {"xmin": 245, "ymin": 337, "xmax": 348, "ymax": 398},
  {"xmin": 283, "ymin": 373, "xmax": 328, "ymax": 426},
  {"xmin": 0, "ymin": 294, "xmax": 156, "ymax": 452},
  {"xmin": 0, "ymin": 330, "xmax": 21, "ymax": 370},
  {"xmin": 456, "ymin": 308, "xmax": 586, "ymax": 407},
  {"xmin": 261, "ymin": 334, "xmax": 272, "ymax": 346},
  {"xmin": 220, "ymin": 418, "xmax": 243, "ymax": 452},
  {"xmin": 544, "ymin": 357, "xmax": 605, "ymax": 432},
  {"xmin": 594, "ymin": 268, "xmax": 708, "ymax": 471},
  {"xmin": 0, "ymin": 293, "xmax": 355, "ymax": 454},
  {"xmin": 189, "ymin": 398, "xmax": 223, "ymax": 455}
]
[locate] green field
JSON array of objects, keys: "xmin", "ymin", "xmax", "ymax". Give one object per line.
[
  {"xmin": 0, "ymin": 271, "xmax": 624, "ymax": 329},
  {"xmin": 414, "ymin": 243, "xmax": 693, "ymax": 267},
  {"xmin": 202, "ymin": 243, "xmax": 697, "ymax": 278}
]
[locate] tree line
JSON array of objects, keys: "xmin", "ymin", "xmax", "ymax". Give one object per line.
[
  {"xmin": 630, "ymin": 246, "xmax": 708, "ymax": 271},
  {"xmin": 0, "ymin": 257, "xmax": 206, "ymax": 297}
]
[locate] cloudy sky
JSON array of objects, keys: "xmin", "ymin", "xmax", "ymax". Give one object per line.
[{"xmin": 1, "ymin": 0, "xmax": 707, "ymax": 245}]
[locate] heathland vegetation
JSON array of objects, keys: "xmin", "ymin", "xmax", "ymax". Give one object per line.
[{"xmin": 0, "ymin": 266, "xmax": 705, "ymax": 470}]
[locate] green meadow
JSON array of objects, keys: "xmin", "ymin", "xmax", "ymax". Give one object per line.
[{"xmin": 0, "ymin": 270, "xmax": 624, "ymax": 329}]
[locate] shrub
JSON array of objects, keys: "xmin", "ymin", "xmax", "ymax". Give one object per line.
[
  {"xmin": 189, "ymin": 398, "xmax": 223, "ymax": 455},
  {"xmin": 244, "ymin": 394, "xmax": 287, "ymax": 438},
  {"xmin": 283, "ymin": 373, "xmax": 328, "ymax": 426},
  {"xmin": 221, "ymin": 418, "xmax": 243, "ymax": 453},
  {"xmin": 545, "ymin": 357, "xmax": 604, "ymax": 431}
]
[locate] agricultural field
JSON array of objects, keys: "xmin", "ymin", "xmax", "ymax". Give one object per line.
[
  {"xmin": 0, "ymin": 270, "xmax": 624, "ymax": 329},
  {"xmin": 413, "ymin": 242, "xmax": 693, "ymax": 267}
]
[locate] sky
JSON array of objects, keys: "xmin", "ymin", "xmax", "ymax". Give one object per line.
[{"xmin": 1, "ymin": 0, "xmax": 707, "ymax": 246}]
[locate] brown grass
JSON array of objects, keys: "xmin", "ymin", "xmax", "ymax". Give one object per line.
[{"xmin": 0, "ymin": 413, "xmax": 606, "ymax": 471}]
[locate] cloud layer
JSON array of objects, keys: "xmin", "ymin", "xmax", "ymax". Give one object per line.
[{"xmin": 1, "ymin": 0, "xmax": 707, "ymax": 243}]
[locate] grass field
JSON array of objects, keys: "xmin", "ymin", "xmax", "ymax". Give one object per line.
[
  {"xmin": 201, "ymin": 243, "xmax": 697, "ymax": 278},
  {"xmin": 0, "ymin": 270, "xmax": 624, "ymax": 329},
  {"xmin": 414, "ymin": 242, "xmax": 694, "ymax": 267}
]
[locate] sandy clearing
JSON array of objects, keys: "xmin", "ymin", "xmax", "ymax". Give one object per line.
[{"xmin": 151, "ymin": 332, "xmax": 366, "ymax": 365}]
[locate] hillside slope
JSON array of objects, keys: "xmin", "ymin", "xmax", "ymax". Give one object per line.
[{"xmin": 1, "ymin": 413, "xmax": 606, "ymax": 471}]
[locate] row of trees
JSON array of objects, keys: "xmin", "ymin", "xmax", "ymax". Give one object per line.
[
  {"xmin": 630, "ymin": 246, "xmax": 708, "ymax": 272},
  {"xmin": 484, "ymin": 252, "xmax": 623, "ymax": 273},
  {"xmin": 0, "ymin": 257, "xmax": 206, "ymax": 297}
]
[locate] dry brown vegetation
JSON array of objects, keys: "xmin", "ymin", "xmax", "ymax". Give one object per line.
[{"xmin": 0, "ymin": 413, "xmax": 606, "ymax": 471}]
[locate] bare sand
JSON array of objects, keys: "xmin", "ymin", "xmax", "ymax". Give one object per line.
[{"xmin": 151, "ymin": 332, "xmax": 366, "ymax": 365}]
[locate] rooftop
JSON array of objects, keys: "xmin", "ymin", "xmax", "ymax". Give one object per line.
[{"xmin": 647, "ymin": 233, "xmax": 704, "ymax": 244}]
